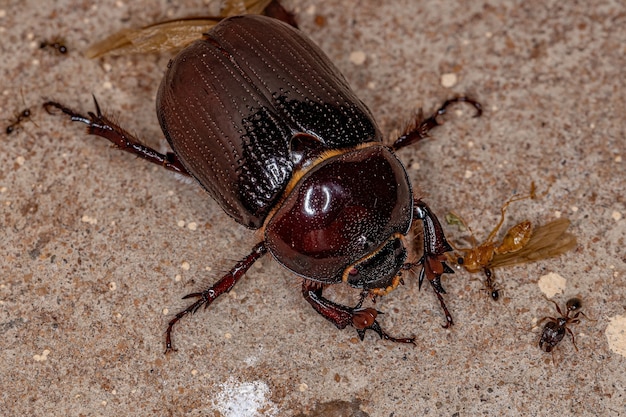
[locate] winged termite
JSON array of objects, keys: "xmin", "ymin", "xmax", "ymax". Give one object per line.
[
  {"xmin": 85, "ymin": 0, "xmax": 293, "ymax": 58},
  {"xmin": 446, "ymin": 185, "xmax": 577, "ymax": 300}
]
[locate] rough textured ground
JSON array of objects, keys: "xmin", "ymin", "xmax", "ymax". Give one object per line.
[{"xmin": 1, "ymin": 0, "xmax": 625, "ymax": 416}]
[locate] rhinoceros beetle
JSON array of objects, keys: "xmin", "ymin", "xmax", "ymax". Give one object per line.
[{"xmin": 44, "ymin": 14, "xmax": 481, "ymax": 352}]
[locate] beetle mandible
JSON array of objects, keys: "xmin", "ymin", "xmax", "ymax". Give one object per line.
[{"xmin": 44, "ymin": 15, "xmax": 482, "ymax": 352}]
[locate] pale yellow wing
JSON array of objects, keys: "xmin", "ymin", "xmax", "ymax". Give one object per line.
[
  {"xmin": 488, "ymin": 218, "xmax": 577, "ymax": 268},
  {"xmin": 85, "ymin": 0, "xmax": 273, "ymax": 58}
]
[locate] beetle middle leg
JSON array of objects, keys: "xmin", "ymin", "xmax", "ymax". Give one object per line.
[
  {"xmin": 43, "ymin": 97, "xmax": 190, "ymax": 175},
  {"xmin": 165, "ymin": 242, "xmax": 268, "ymax": 353},
  {"xmin": 301, "ymin": 280, "xmax": 416, "ymax": 344}
]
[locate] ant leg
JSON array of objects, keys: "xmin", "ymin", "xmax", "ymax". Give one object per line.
[
  {"xmin": 543, "ymin": 296, "xmax": 565, "ymax": 317},
  {"xmin": 43, "ymin": 97, "xmax": 190, "ymax": 175},
  {"xmin": 537, "ymin": 316, "xmax": 557, "ymax": 327},
  {"xmin": 485, "ymin": 182, "xmax": 542, "ymax": 244},
  {"xmin": 301, "ymin": 280, "xmax": 415, "ymax": 344},
  {"xmin": 391, "ymin": 97, "xmax": 482, "ymax": 150},
  {"xmin": 164, "ymin": 242, "xmax": 268, "ymax": 353},
  {"xmin": 565, "ymin": 327, "xmax": 579, "ymax": 351}
]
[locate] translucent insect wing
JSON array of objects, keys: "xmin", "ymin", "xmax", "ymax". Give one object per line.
[
  {"xmin": 85, "ymin": 0, "xmax": 273, "ymax": 58},
  {"xmin": 489, "ymin": 218, "xmax": 576, "ymax": 268}
]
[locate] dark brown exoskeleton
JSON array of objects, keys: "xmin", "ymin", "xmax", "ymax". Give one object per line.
[
  {"xmin": 43, "ymin": 15, "xmax": 481, "ymax": 352},
  {"xmin": 538, "ymin": 297, "xmax": 589, "ymax": 354}
]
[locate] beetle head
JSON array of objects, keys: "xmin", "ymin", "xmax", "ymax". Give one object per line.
[{"xmin": 344, "ymin": 235, "xmax": 407, "ymax": 291}]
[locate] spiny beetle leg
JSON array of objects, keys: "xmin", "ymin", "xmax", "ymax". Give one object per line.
[
  {"xmin": 43, "ymin": 97, "xmax": 190, "ymax": 175},
  {"xmin": 164, "ymin": 242, "xmax": 268, "ymax": 353},
  {"xmin": 392, "ymin": 97, "xmax": 482, "ymax": 150},
  {"xmin": 413, "ymin": 199, "xmax": 455, "ymax": 328},
  {"xmin": 302, "ymin": 280, "xmax": 415, "ymax": 344}
]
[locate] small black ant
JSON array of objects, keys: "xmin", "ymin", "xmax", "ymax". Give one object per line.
[
  {"xmin": 40, "ymin": 39, "xmax": 68, "ymax": 55},
  {"xmin": 6, "ymin": 108, "xmax": 33, "ymax": 135},
  {"xmin": 481, "ymin": 267, "xmax": 501, "ymax": 301},
  {"xmin": 538, "ymin": 297, "xmax": 588, "ymax": 353}
]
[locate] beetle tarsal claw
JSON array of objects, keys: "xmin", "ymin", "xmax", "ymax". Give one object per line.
[
  {"xmin": 351, "ymin": 307, "xmax": 415, "ymax": 344},
  {"xmin": 364, "ymin": 321, "xmax": 416, "ymax": 345},
  {"xmin": 43, "ymin": 100, "xmax": 93, "ymax": 125}
]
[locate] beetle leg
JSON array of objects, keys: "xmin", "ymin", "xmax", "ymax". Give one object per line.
[
  {"xmin": 164, "ymin": 242, "xmax": 268, "ymax": 353},
  {"xmin": 262, "ymin": 0, "xmax": 298, "ymax": 28},
  {"xmin": 413, "ymin": 199, "xmax": 455, "ymax": 328},
  {"xmin": 43, "ymin": 97, "xmax": 190, "ymax": 175},
  {"xmin": 391, "ymin": 97, "xmax": 482, "ymax": 150},
  {"xmin": 302, "ymin": 280, "xmax": 415, "ymax": 344}
]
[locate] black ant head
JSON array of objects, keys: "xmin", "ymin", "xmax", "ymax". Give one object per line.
[{"xmin": 566, "ymin": 297, "xmax": 582, "ymax": 313}]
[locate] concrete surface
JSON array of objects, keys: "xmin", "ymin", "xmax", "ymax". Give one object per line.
[{"xmin": 1, "ymin": 0, "xmax": 625, "ymax": 416}]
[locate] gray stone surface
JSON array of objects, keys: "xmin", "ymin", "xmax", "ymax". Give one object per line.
[{"xmin": 1, "ymin": 1, "xmax": 625, "ymax": 416}]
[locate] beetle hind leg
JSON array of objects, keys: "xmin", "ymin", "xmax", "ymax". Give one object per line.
[
  {"xmin": 43, "ymin": 97, "xmax": 190, "ymax": 175},
  {"xmin": 302, "ymin": 280, "xmax": 415, "ymax": 344}
]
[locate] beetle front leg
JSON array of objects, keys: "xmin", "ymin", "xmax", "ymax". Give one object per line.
[
  {"xmin": 392, "ymin": 97, "xmax": 482, "ymax": 150},
  {"xmin": 165, "ymin": 242, "xmax": 268, "ymax": 353},
  {"xmin": 43, "ymin": 97, "xmax": 190, "ymax": 175},
  {"xmin": 412, "ymin": 199, "xmax": 455, "ymax": 328},
  {"xmin": 301, "ymin": 280, "xmax": 415, "ymax": 344}
]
